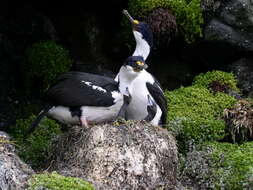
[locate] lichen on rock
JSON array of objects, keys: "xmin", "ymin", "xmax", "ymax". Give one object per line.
[
  {"xmin": 0, "ymin": 131, "xmax": 34, "ymax": 190},
  {"xmin": 47, "ymin": 120, "xmax": 178, "ymax": 190}
]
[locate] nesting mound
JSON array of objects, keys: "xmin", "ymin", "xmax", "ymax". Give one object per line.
[
  {"xmin": 224, "ymin": 99, "xmax": 253, "ymax": 143},
  {"xmin": 145, "ymin": 8, "xmax": 177, "ymax": 47},
  {"xmin": 48, "ymin": 120, "xmax": 178, "ymax": 190}
]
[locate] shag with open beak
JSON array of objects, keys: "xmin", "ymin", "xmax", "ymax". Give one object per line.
[
  {"xmin": 117, "ymin": 10, "xmax": 167, "ymax": 126},
  {"xmin": 123, "ymin": 10, "xmax": 153, "ymax": 60}
]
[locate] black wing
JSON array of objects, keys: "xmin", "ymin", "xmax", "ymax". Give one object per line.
[
  {"xmin": 46, "ymin": 71, "xmax": 119, "ymax": 107},
  {"xmin": 146, "ymin": 81, "xmax": 167, "ymax": 125}
]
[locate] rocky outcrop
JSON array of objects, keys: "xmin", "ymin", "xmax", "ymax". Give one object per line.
[
  {"xmin": 0, "ymin": 131, "xmax": 34, "ymax": 190},
  {"xmin": 204, "ymin": 0, "xmax": 253, "ymax": 51},
  {"xmin": 228, "ymin": 58, "xmax": 253, "ymax": 97},
  {"xmin": 48, "ymin": 120, "xmax": 178, "ymax": 190}
]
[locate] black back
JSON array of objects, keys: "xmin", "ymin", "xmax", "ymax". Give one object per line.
[
  {"xmin": 46, "ymin": 71, "xmax": 118, "ymax": 107},
  {"xmin": 146, "ymin": 81, "xmax": 167, "ymax": 125},
  {"xmin": 144, "ymin": 95, "xmax": 157, "ymax": 122}
]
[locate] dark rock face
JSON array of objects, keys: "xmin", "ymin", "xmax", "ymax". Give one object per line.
[
  {"xmin": 49, "ymin": 121, "xmax": 178, "ymax": 190},
  {"xmin": 0, "ymin": 131, "xmax": 34, "ymax": 190},
  {"xmin": 0, "ymin": 4, "xmax": 59, "ymax": 130},
  {"xmin": 228, "ymin": 58, "xmax": 253, "ymax": 97},
  {"xmin": 204, "ymin": 0, "xmax": 253, "ymax": 51}
]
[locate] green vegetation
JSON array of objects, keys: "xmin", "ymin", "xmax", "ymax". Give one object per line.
[
  {"xmin": 224, "ymin": 99, "xmax": 253, "ymax": 143},
  {"xmin": 127, "ymin": 0, "xmax": 204, "ymax": 43},
  {"xmin": 193, "ymin": 70, "xmax": 239, "ymax": 92},
  {"xmin": 25, "ymin": 41, "xmax": 73, "ymax": 91},
  {"xmin": 9, "ymin": 115, "xmax": 62, "ymax": 168},
  {"xmin": 182, "ymin": 142, "xmax": 253, "ymax": 189},
  {"xmin": 165, "ymin": 85, "xmax": 236, "ymax": 153},
  {"xmin": 27, "ymin": 171, "xmax": 95, "ymax": 190}
]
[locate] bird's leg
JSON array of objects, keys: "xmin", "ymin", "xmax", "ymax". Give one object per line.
[{"xmin": 80, "ymin": 116, "xmax": 89, "ymax": 127}]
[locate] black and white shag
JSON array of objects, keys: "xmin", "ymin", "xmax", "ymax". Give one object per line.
[
  {"xmin": 120, "ymin": 10, "xmax": 167, "ymax": 126},
  {"xmin": 27, "ymin": 55, "xmax": 147, "ymax": 134}
]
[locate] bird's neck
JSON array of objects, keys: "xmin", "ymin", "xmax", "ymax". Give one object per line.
[
  {"xmin": 118, "ymin": 67, "xmax": 137, "ymax": 94},
  {"xmin": 132, "ymin": 31, "xmax": 150, "ymax": 60}
]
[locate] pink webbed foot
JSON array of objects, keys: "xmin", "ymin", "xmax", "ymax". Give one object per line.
[{"xmin": 80, "ymin": 116, "xmax": 89, "ymax": 128}]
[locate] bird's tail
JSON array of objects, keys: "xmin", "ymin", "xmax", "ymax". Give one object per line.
[{"xmin": 25, "ymin": 104, "xmax": 52, "ymax": 135}]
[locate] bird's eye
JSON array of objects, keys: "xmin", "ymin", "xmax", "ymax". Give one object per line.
[{"xmin": 136, "ymin": 61, "xmax": 144, "ymax": 66}]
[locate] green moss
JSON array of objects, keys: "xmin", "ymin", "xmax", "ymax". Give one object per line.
[
  {"xmin": 127, "ymin": 0, "xmax": 204, "ymax": 43},
  {"xmin": 165, "ymin": 86, "xmax": 236, "ymax": 153},
  {"xmin": 183, "ymin": 142, "xmax": 253, "ymax": 189},
  {"xmin": 25, "ymin": 41, "xmax": 73, "ymax": 91},
  {"xmin": 27, "ymin": 171, "xmax": 95, "ymax": 190},
  {"xmin": 193, "ymin": 70, "xmax": 239, "ymax": 92},
  {"xmin": 9, "ymin": 115, "xmax": 62, "ymax": 168}
]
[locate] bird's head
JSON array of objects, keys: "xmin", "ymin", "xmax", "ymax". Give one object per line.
[
  {"xmin": 123, "ymin": 55, "xmax": 147, "ymax": 76},
  {"xmin": 123, "ymin": 10, "xmax": 153, "ymax": 49}
]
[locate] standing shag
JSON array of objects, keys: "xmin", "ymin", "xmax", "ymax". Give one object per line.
[
  {"xmin": 27, "ymin": 56, "xmax": 147, "ymax": 134},
  {"xmin": 120, "ymin": 10, "xmax": 167, "ymax": 126}
]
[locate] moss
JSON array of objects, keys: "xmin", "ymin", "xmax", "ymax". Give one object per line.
[
  {"xmin": 25, "ymin": 41, "xmax": 73, "ymax": 91},
  {"xmin": 165, "ymin": 86, "xmax": 236, "ymax": 153},
  {"xmin": 9, "ymin": 115, "xmax": 62, "ymax": 168},
  {"xmin": 193, "ymin": 70, "xmax": 240, "ymax": 93},
  {"xmin": 127, "ymin": 0, "xmax": 204, "ymax": 43},
  {"xmin": 27, "ymin": 171, "xmax": 95, "ymax": 190},
  {"xmin": 182, "ymin": 142, "xmax": 253, "ymax": 189}
]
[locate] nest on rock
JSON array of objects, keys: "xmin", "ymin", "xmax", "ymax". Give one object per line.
[
  {"xmin": 224, "ymin": 99, "xmax": 253, "ymax": 143},
  {"xmin": 46, "ymin": 120, "xmax": 178, "ymax": 189},
  {"xmin": 145, "ymin": 8, "xmax": 178, "ymax": 48}
]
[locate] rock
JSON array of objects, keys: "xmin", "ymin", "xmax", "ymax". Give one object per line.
[
  {"xmin": 227, "ymin": 57, "xmax": 253, "ymax": 97},
  {"xmin": 0, "ymin": 131, "xmax": 34, "ymax": 190},
  {"xmin": 48, "ymin": 120, "xmax": 178, "ymax": 190},
  {"xmin": 204, "ymin": 0, "xmax": 253, "ymax": 51}
]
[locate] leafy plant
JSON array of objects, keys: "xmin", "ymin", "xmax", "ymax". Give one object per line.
[
  {"xmin": 165, "ymin": 86, "xmax": 236, "ymax": 153},
  {"xmin": 193, "ymin": 70, "xmax": 239, "ymax": 93},
  {"xmin": 9, "ymin": 115, "xmax": 62, "ymax": 168},
  {"xmin": 127, "ymin": 0, "xmax": 204, "ymax": 43},
  {"xmin": 25, "ymin": 41, "xmax": 73, "ymax": 91},
  {"xmin": 224, "ymin": 99, "xmax": 253, "ymax": 143},
  {"xmin": 182, "ymin": 142, "xmax": 253, "ymax": 189}
]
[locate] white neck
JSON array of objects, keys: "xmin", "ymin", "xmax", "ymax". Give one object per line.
[
  {"xmin": 132, "ymin": 31, "xmax": 150, "ymax": 60},
  {"xmin": 118, "ymin": 66, "xmax": 139, "ymax": 94}
]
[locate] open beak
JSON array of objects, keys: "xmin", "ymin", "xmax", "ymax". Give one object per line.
[{"xmin": 122, "ymin": 9, "xmax": 139, "ymax": 26}]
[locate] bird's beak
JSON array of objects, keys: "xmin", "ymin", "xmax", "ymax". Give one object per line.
[
  {"xmin": 133, "ymin": 61, "xmax": 148, "ymax": 72},
  {"xmin": 122, "ymin": 10, "xmax": 139, "ymax": 26}
]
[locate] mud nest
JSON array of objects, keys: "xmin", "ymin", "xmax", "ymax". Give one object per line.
[
  {"xmin": 224, "ymin": 99, "xmax": 253, "ymax": 143},
  {"xmin": 145, "ymin": 8, "xmax": 177, "ymax": 48}
]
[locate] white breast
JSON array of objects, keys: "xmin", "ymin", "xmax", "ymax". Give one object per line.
[
  {"xmin": 48, "ymin": 91, "xmax": 124, "ymax": 125},
  {"xmin": 126, "ymin": 70, "xmax": 155, "ymax": 121},
  {"xmin": 81, "ymin": 91, "xmax": 124, "ymax": 123},
  {"xmin": 48, "ymin": 106, "xmax": 79, "ymax": 125}
]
